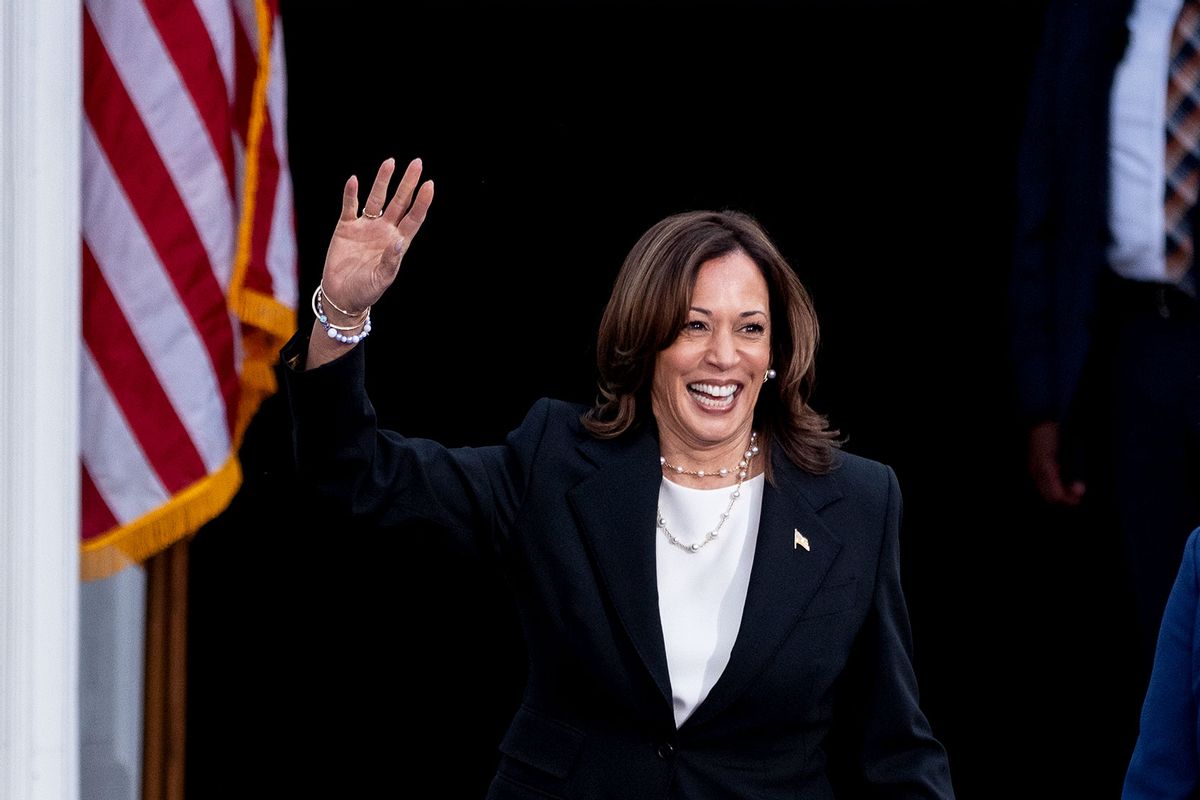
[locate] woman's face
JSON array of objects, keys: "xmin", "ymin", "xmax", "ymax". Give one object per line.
[{"xmin": 651, "ymin": 250, "xmax": 772, "ymax": 456}]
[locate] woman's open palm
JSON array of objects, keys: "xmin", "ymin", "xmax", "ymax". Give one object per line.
[{"xmin": 320, "ymin": 157, "xmax": 434, "ymax": 314}]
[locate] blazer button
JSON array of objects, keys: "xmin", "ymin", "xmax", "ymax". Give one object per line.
[{"xmin": 657, "ymin": 741, "xmax": 675, "ymax": 759}]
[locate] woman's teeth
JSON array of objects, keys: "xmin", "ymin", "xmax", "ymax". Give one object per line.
[{"xmin": 688, "ymin": 383, "xmax": 738, "ymax": 408}]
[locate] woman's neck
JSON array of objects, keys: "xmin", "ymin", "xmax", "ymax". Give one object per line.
[{"xmin": 657, "ymin": 429, "xmax": 763, "ymax": 490}]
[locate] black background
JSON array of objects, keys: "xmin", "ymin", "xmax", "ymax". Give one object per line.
[{"xmin": 186, "ymin": 2, "xmax": 1143, "ymax": 797}]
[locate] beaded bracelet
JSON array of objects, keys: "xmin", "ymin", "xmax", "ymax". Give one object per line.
[{"xmin": 311, "ymin": 284, "xmax": 372, "ymax": 345}]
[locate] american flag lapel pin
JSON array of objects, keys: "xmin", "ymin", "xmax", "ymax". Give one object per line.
[{"xmin": 794, "ymin": 529, "xmax": 810, "ymax": 552}]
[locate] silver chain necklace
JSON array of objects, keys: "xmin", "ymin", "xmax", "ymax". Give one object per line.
[{"xmin": 657, "ymin": 432, "xmax": 759, "ymax": 553}]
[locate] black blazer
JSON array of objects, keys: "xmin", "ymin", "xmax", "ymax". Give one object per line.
[{"xmin": 281, "ymin": 336, "xmax": 954, "ymax": 799}]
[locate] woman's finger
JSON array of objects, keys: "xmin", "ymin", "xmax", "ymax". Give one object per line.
[
  {"xmin": 376, "ymin": 181, "xmax": 433, "ymax": 283},
  {"xmin": 397, "ymin": 180, "xmax": 435, "ymax": 242},
  {"xmin": 383, "ymin": 158, "xmax": 423, "ymax": 225},
  {"xmin": 362, "ymin": 158, "xmax": 396, "ymax": 218},
  {"xmin": 339, "ymin": 175, "xmax": 359, "ymax": 222}
]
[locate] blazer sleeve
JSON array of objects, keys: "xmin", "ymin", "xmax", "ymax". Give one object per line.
[
  {"xmin": 830, "ymin": 466, "xmax": 955, "ymax": 799},
  {"xmin": 1009, "ymin": 1, "xmax": 1062, "ymax": 426},
  {"xmin": 278, "ymin": 332, "xmax": 552, "ymax": 559},
  {"xmin": 1122, "ymin": 528, "xmax": 1200, "ymax": 799}
]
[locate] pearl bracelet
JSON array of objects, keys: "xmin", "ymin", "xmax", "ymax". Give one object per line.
[{"xmin": 311, "ymin": 284, "xmax": 372, "ymax": 345}]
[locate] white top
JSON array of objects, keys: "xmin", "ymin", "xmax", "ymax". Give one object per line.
[
  {"xmin": 1108, "ymin": 0, "xmax": 1184, "ymax": 282},
  {"xmin": 655, "ymin": 473, "xmax": 765, "ymax": 728}
]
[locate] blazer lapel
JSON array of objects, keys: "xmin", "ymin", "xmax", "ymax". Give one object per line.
[
  {"xmin": 680, "ymin": 447, "xmax": 844, "ymax": 731},
  {"xmin": 568, "ymin": 427, "xmax": 674, "ymax": 712}
]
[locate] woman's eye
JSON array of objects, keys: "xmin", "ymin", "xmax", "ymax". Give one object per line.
[
  {"xmin": 684, "ymin": 320, "xmax": 707, "ymax": 331},
  {"xmin": 742, "ymin": 323, "xmax": 765, "ymax": 334}
]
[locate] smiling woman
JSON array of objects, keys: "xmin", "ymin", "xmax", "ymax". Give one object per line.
[{"xmin": 280, "ymin": 159, "xmax": 955, "ymax": 799}]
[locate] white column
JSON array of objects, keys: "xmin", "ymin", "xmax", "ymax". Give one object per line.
[{"xmin": 0, "ymin": 0, "xmax": 83, "ymax": 797}]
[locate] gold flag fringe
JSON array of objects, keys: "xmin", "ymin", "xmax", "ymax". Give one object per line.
[
  {"xmin": 236, "ymin": 287, "xmax": 296, "ymax": 341},
  {"xmin": 81, "ymin": 456, "xmax": 242, "ymax": 579},
  {"xmin": 82, "ymin": 0, "xmax": 295, "ymax": 581},
  {"xmin": 226, "ymin": 0, "xmax": 282, "ymax": 328}
]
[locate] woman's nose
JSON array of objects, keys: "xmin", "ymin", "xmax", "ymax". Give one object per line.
[{"xmin": 704, "ymin": 329, "xmax": 738, "ymax": 370}]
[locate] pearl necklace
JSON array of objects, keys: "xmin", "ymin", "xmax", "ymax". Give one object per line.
[
  {"xmin": 659, "ymin": 431, "xmax": 758, "ymax": 478},
  {"xmin": 657, "ymin": 432, "xmax": 759, "ymax": 553}
]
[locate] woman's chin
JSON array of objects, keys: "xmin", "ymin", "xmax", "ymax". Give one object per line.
[{"xmin": 678, "ymin": 415, "xmax": 752, "ymax": 450}]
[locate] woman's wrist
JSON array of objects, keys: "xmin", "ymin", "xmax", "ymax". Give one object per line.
[
  {"xmin": 302, "ymin": 283, "xmax": 375, "ymax": 370},
  {"xmin": 318, "ymin": 284, "xmax": 368, "ymax": 318},
  {"xmin": 322, "ymin": 302, "xmax": 367, "ymax": 327},
  {"xmin": 309, "ymin": 282, "xmax": 373, "ymax": 347},
  {"xmin": 304, "ymin": 318, "xmax": 359, "ymax": 370}
]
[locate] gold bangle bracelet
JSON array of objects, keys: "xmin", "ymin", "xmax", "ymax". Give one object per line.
[
  {"xmin": 317, "ymin": 283, "xmax": 367, "ymax": 318},
  {"xmin": 311, "ymin": 285, "xmax": 370, "ymax": 331}
]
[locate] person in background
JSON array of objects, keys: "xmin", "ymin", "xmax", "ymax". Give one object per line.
[
  {"xmin": 279, "ymin": 156, "xmax": 955, "ymax": 797},
  {"xmin": 1012, "ymin": 0, "xmax": 1200, "ymax": 688}
]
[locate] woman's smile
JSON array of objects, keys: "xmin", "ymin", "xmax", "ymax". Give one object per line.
[{"xmin": 686, "ymin": 381, "xmax": 742, "ymax": 410}]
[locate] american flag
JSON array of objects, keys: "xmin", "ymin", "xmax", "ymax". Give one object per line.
[{"xmin": 80, "ymin": 0, "xmax": 296, "ymax": 579}]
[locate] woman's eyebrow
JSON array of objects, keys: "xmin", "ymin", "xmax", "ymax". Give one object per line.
[{"xmin": 688, "ymin": 307, "xmax": 767, "ymax": 317}]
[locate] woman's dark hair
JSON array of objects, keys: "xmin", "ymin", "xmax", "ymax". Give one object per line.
[{"xmin": 583, "ymin": 209, "xmax": 840, "ymax": 478}]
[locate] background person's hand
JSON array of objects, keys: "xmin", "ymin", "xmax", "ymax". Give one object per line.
[
  {"xmin": 1027, "ymin": 420, "xmax": 1086, "ymax": 506},
  {"xmin": 306, "ymin": 157, "xmax": 434, "ymax": 369}
]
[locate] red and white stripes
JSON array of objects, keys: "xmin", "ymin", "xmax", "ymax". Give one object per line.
[{"xmin": 81, "ymin": 0, "xmax": 295, "ymax": 578}]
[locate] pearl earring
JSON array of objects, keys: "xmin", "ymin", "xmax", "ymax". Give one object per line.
[{"xmin": 763, "ymin": 369, "xmax": 777, "ymax": 383}]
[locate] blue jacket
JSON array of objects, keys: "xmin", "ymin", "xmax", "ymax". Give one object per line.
[{"xmin": 1124, "ymin": 527, "xmax": 1200, "ymax": 799}]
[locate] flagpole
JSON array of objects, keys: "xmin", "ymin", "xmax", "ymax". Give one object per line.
[{"xmin": 0, "ymin": 0, "xmax": 83, "ymax": 798}]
